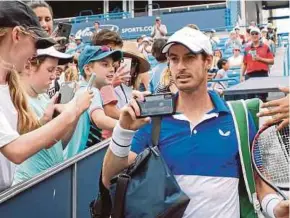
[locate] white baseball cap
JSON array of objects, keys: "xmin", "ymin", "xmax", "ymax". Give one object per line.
[
  {"xmin": 37, "ymin": 46, "xmax": 73, "ymax": 65},
  {"xmin": 250, "ymin": 27, "xmax": 261, "ymax": 34},
  {"xmin": 162, "ymin": 27, "xmax": 213, "ymax": 55},
  {"xmin": 261, "ymin": 28, "xmax": 268, "ymax": 33}
]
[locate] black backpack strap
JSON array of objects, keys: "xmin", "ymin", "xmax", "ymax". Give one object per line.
[
  {"xmin": 90, "ymin": 170, "xmax": 112, "ymax": 218},
  {"xmin": 111, "ymin": 175, "xmax": 130, "ymax": 218},
  {"xmin": 111, "ymin": 116, "xmax": 162, "ymax": 218},
  {"xmin": 151, "ymin": 116, "xmax": 162, "ymax": 147}
]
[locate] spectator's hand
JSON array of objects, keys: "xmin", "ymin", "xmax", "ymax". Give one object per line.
[
  {"xmin": 119, "ymin": 91, "xmax": 151, "ymax": 131},
  {"xmin": 240, "ymin": 76, "xmax": 245, "ymax": 82},
  {"xmin": 257, "ymin": 87, "xmax": 289, "ymax": 130},
  {"xmin": 112, "ymin": 65, "xmax": 131, "ymax": 87},
  {"xmin": 253, "ymin": 55, "xmax": 262, "ymax": 62},
  {"xmin": 65, "ymin": 90, "xmax": 94, "ymax": 117},
  {"xmin": 274, "ymin": 200, "xmax": 289, "ymax": 218},
  {"xmin": 40, "ymin": 93, "xmax": 60, "ymax": 125}
]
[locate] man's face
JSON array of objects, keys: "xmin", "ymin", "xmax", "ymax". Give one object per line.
[
  {"xmin": 168, "ymin": 44, "xmax": 212, "ymax": 93},
  {"xmin": 233, "ymin": 48, "xmax": 240, "ymax": 57},
  {"xmin": 251, "ymin": 32, "xmax": 260, "ymax": 43},
  {"xmin": 235, "ymin": 29, "xmax": 240, "ymax": 34},
  {"xmin": 156, "ymin": 20, "xmax": 161, "ymax": 25},
  {"xmin": 87, "ymin": 56, "xmax": 115, "ymax": 88},
  {"xmin": 94, "ymin": 23, "xmax": 99, "ymax": 30}
]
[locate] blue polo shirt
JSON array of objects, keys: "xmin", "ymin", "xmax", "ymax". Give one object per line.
[{"xmin": 131, "ymin": 91, "xmax": 256, "ymax": 218}]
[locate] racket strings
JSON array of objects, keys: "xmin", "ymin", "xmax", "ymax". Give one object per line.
[{"xmin": 253, "ymin": 125, "xmax": 289, "ymax": 188}]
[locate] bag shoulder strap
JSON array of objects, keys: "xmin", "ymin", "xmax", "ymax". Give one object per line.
[
  {"xmin": 227, "ymin": 100, "xmax": 260, "ymax": 213},
  {"xmin": 245, "ymin": 98, "xmax": 262, "ymax": 130},
  {"xmin": 151, "ymin": 116, "xmax": 162, "ymax": 146}
]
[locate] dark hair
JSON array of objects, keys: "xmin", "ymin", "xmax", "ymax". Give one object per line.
[
  {"xmin": 92, "ymin": 29, "xmax": 123, "ymax": 48},
  {"xmin": 214, "ymin": 49, "xmax": 223, "ymax": 58},
  {"xmin": 94, "ymin": 21, "xmax": 100, "ymax": 25},
  {"xmin": 151, "ymin": 38, "xmax": 167, "ymax": 62},
  {"xmin": 246, "ymin": 28, "xmax": 251, "ymax": 34},
  {"xmin": 217, "ymin": 58, "xmax": 228, "ymax": 70},
  {"xmin": 27, "ymin": 1, "xmax": 53, "ymax": 18}
]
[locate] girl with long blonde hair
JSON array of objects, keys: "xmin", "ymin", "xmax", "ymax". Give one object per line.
[{"xmin": 0, "ymin": 1, "xmax": 92, "ymax": 192}]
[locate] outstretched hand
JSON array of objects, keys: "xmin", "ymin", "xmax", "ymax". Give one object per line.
[{"xmin": 257, "ymin": 87, "xmax": 289, "ymax": 130}]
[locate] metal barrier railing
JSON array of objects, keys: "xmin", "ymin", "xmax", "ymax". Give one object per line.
[
  {"xmin": 54, "ymin": 11, "xmax": 132, "ymax": 24},
  {"xmin": 0, "ymin": 140, "xmax": 110, "ymax": 218},
  {"xmin": 152, "ymin": 2, "xmax": 226, "ymax": 14}
]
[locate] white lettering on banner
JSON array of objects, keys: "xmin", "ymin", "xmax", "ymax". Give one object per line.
[
  {"xmin": 121, "ymin": 26, "xmax": 153, "ymax": 34},
  {"xmin": 75, "ymin": 24, "xmax": 119, "ymax": 39}
]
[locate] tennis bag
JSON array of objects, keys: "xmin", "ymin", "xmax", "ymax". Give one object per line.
[
  {"xmin": 228, "ymin": 98, "xmax": 262, "ymax": 218},
  {"xmin": 90, "ymin": 117, "xmax": 190, "ymax": 218}
]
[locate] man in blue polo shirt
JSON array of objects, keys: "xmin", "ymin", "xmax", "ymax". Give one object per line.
[{"xmin": 102, "ymin": 27, "xmax": 289, "ymax": 218}]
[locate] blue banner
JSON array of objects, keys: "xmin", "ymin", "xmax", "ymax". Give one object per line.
[{"xmin": 72, "ymin": 8, "xmax": 227, "ymax": 42}]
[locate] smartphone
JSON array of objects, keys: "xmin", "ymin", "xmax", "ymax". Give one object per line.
[
  {"xmin": 136, "ymin": 93, "xmax": 176, "ymax": 118},
  {"xmin": 120, "ymin": 58, "xmax": 132, "ymax": 85},
  {"xmin": 59, "ymin": 82, "xmax": 76, "ymax": 104},
  {"xmin": 87, "ymin": 73, "xmax": 97, "ymax": 90},
  {"xmin": 250, "ymin": 50, "xmax": 257, "ymax": 58},
  {"xmin": 52, "ymin": 93, "xmax": 62, "ymax": 118},
  {"xmin": 53, "ymin": 23, "xmax": 72, "ymax": 42},
  {"xmin": 120, "ymin": 58, "xmax": 132, "ymax": 74}
]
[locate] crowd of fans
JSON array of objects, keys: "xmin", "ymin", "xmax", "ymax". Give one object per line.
[{"xmin": 0, "ymin": 2, "xmax": 289, "ymax": 217}]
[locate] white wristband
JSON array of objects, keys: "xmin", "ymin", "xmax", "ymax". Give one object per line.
[
  {"xmin": 109, "ymin": 122, "xmax": 136, "ymax": 157},
  {"xmin": 261, "ymin": 194, "xmax": 281, "ymax": 218}
]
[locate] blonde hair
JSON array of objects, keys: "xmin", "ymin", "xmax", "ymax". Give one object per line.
[
  {"xmin": 65, "ymin": 66, "xmax": 78, "ymax": 82},
  {"xmin": 0, "ymin": 27, "xmax": 40, "ymax": 134},
  {"xmin": 160, "ymin": 67, "xmax": 172, "ymax": 87}
]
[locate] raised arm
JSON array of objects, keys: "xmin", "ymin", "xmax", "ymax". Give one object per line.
[
  {"xmin": 102, "ymin": 92, "xmax": 151, "ymax": 188},
  {"xmin": 1, "ymin": 91, "xmax": 93, "ymax": 164}
]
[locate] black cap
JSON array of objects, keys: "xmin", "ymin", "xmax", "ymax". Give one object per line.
[{"xmin": 0, "ymin": 0, "xmax": 55, "ymax": 49}]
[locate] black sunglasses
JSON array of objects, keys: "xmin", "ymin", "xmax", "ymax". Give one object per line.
[{"xmin": 251, "ymin": 32, "xmax": 259, "ymax": 36}]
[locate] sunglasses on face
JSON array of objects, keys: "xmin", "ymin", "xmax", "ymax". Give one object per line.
[
  {"xmin": 251, "ymin": 32, "xmax": 259, "ymax": 36},
  {"xmin": 234, "ymin": 49, "xmax": 240, "ymax": 52}
]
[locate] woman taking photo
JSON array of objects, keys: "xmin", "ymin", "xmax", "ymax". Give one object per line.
[
  {"xmin": 0, "ymin": 1, "xmax": 92, "ymax": 192},
  {"xmin": 114, "ymin": 42, "xmax": 150, "ymax": 108}
]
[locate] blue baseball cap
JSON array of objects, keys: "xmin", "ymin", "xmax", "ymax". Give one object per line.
[{"xmin": 78, "ymin": 45, "xmax": 123, "ymax": 75}]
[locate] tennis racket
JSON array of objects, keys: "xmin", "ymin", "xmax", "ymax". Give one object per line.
[{"xmin": 251, "ymin": 124, "xmax": 289, "ymax": 200}]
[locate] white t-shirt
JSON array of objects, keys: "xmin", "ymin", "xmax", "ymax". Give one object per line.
[
  {"xmin": 0, "ymin": 84, "xmax": 19, "ymax": 192},
  {"xmin": 228, "ymin": 55, "xmax": 243, "ymax": 68},
  {"xmin": 151, "ymin": 24, "xmax": 167, "ymax": 39}
]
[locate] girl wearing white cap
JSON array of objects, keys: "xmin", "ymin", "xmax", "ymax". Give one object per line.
[
  {"xmin": 0, "ymin": 1, "xmax": 93, "ymax": 191},
  {"xmin": 13, "ymin": 47, "xmax": 76, "ymax": 184}
]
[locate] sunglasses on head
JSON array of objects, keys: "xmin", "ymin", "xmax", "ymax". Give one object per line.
[{"xmin": 100, "ymin": 45, "xmax": 112, "ymax": 52}]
